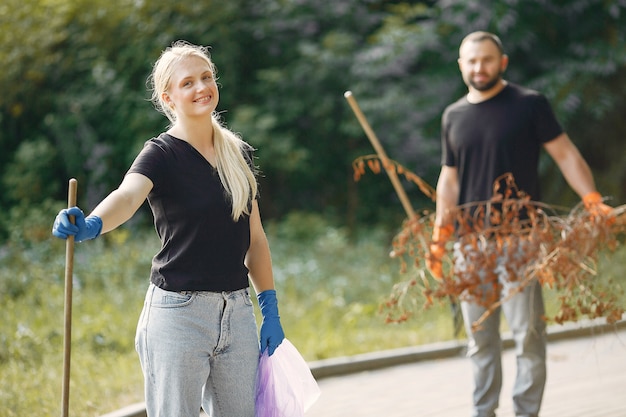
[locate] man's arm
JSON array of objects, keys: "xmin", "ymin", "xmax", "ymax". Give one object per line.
[
  {"xmin": 426, "ymin": 165, "xmax": 460, "ymax": 279},
  {"xmin": 434, "ymin": 165, "xmax": 460, "ymax": 227},
  {"xmin": 543, "ymin": 133, "xmax": 597, "ymax": 199}
]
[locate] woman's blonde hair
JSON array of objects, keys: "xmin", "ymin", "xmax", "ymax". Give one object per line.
[{"xmin": 148, "ymin": 41, "xmax": 257, "ymax": 221}]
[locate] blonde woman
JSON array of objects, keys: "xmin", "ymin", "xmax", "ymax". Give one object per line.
[{"xmin": 52, "ymin": 41, "xmax": 284, "ymax": 417}]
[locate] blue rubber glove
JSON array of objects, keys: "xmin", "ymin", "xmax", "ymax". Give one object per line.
[
  {"xmin": 257, "ymin": 289, "xmax": 285, "ymax": 356},
  {"xmin": 52, "ymin": 207, "xmax": 103, "ymax": 242}
]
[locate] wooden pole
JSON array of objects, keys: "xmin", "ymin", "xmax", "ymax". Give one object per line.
[
  {"xmin": 344, "ymin": 91, "xmax": 416, "ymax": 219},
  {"xmin": 62, "ymin": 178, "xmax": 77, "ymax": 417}
]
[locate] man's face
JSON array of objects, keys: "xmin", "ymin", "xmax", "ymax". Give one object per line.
[{"xmin": 458, "ymin": 39, "xmax": 508, "ymax": 92}]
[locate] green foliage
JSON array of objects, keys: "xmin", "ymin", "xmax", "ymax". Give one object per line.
[
  {"xmin": 2, "ymin": 215, "xmax": 625, "ymax": 416},
  {"xmin": 0, "ymin": 230, "xmax": 155, "ymax": 416},
  {"xmin": 2, "ymin": 139, "xmax": 60, "ymax": 204},
  {"xmin": 1, "ymin": 0, "xmax": 626, "ymax": 239},
  {"xmin": 265, "ymin": 212, "xmax": 455, "ymax": 359},
  {"xmin": 2, "ymin": 199, "xmax": 64, "ymax": 247},
  {"xmin": 0, "ymin": 218, "xmax": 452, "ymax": 416}
]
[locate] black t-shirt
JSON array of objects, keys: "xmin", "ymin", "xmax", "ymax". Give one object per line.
[
  {"xmin": 442, "ymin": 83, "xmax": 563, "ymax": 206},
  {"xmin": 127, "ymin": 133, "xmax": 256, "ymax": 292}
]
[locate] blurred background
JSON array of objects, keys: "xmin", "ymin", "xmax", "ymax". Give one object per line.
[
  {"xmin": 1, "ymin": 0, "xmax": 625, "ymax": 415},
  {"xmin": 2, "ymin": 0, "xmax": 625, "ymax": 237}
]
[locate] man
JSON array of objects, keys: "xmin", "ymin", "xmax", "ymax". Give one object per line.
[{"xmin": 428, "ymin": 31, "xmax": 611, "ymax": 417}]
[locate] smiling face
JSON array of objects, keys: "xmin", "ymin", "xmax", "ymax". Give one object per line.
[
  {"xmin": 162, "ymin": 56, "xmax": 219, "ymax": 121},
  {"xmin": 458, "ymin": 37, "xmax": 508, "ymax": 95}
]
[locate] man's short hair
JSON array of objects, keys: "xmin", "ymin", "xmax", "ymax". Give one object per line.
[{"xmin": 460, "ymin": 31, "xmax": 504, "ymax": 54}]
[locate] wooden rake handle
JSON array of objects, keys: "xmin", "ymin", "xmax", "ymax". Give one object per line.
[
  {"xmin": 344, "ymin": 91, "xmax": 416, "ymax": 219},
  {"xmin": 62, "ymin": 178, "xmax": 77, "ymax": 417}
]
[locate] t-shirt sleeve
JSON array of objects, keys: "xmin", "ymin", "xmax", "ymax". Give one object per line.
[
  {"xmin": 441, "ymin": 107, "xmax": 456, "ymax": 167},
  {"xmin": 532, "ymin": 94, "xmax": 564, "ymax": 145},
  {"xmin": 126, "ymin": 139, "xmax": 167, "ymax": 187}
]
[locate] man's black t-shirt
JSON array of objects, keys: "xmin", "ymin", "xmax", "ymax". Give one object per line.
[
  {"xmin": 127, "ymin": 133, "xmax": 256, "ymax": 292},
  {"xmin": 442, "ymin": 83, "xmax": 563, "ymax": 206}
]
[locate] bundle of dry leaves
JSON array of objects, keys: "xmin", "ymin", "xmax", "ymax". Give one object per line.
[{"xmin": 353, "ymin": 156, "xmax": 625, "ymax": 330}]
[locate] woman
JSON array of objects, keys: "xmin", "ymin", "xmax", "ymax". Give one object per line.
[{"xmin": 52, "ymin": 41, "xmax": 285, "ymax": 417}]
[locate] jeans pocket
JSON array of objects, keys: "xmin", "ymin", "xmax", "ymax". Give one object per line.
[
  {"xmin": 152, "ymin": 287, "xmax": 195, "ymax": 308},
  {"xmin": 242, "ymin": 288, "xmax": 253, "ymax": 306}
]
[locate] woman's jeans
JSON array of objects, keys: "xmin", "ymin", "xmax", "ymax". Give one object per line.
[
  {"xmin": 455, "ymin": 241, "xmax": 547, "ymax": 417},
  {"xmin": 135, "ymin": 284, "xmax": 259, "ymax": 417}
]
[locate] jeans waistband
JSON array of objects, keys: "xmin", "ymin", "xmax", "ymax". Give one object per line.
[{"xmin": 178, "ymin": 287, "xmax": 249, "ymax": 299}]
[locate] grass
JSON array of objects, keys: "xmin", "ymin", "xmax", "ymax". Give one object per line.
[{"xmin": 1, "ymin": 212, "xmax": 624, "ymax": 416}]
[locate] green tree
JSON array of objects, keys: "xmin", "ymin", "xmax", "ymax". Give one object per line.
[
  {"xmin": 1, "ymin": 0, "xmax": 624, "ymax": 243},
  {"xmin": 353, "ymin": 0, "xmax": 626, "ymax": 207},
  {"xmin": 230, "ymin": 0, "xmax": 396, "ymax": 226}
]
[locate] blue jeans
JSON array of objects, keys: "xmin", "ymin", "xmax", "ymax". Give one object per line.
[
  {"xmin": 135, "ymin": 284, "xmax": 259, "ymax": 417},
  {"xmin": 454, "ymin": 241, "xmax": 547, "ymax": 417}
]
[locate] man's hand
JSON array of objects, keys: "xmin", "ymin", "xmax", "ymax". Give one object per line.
[
  {"xmin": 426, "ymin": 224, "xmax": 454, "ymax": 280},
  {"xmin": 583, "ymin": 191, "xmax": 614, "ymax": 225}
]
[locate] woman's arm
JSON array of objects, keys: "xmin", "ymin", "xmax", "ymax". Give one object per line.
[
  {"xmin": 246, "ymin": 199, "xmax": 285, "ymax": 355},
  {"xmin": 245, "ymin": 200, "xmax": 275, "ymax": 293},
  {"xmin": 91, "ymin": 173, "xmax": 153, "ymax": 234}
]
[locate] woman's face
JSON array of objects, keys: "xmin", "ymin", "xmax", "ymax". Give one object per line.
[{"xmin": 162, "ymin": 56, "xmax": 219, "ymax": 120}]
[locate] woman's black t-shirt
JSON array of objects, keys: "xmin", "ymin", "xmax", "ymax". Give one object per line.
[
  {"xmin": 441, "ymin": 83, "xmax": 563, "ymax": 206},
  {"xmin": 127, "ymin": 133, "xmax": 255, "ymax": 292}
]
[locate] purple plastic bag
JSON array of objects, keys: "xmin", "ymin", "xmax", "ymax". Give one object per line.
[{"xmin": 255, "ymin": 339, "xmax": 321, "ymax": 417}]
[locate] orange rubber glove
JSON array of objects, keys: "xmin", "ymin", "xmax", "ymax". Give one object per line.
[
  {"xmin": 583, "ymin": 191, "xmax": 614, "ymax": 225},
  {"xmin": 426, "ymin": 224, "xmax": 454, "ymax": 280}
]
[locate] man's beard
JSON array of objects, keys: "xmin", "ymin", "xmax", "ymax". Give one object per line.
[{"xmin": 469, "ymin": 71, "xmax": 503, "ymax": 91}]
